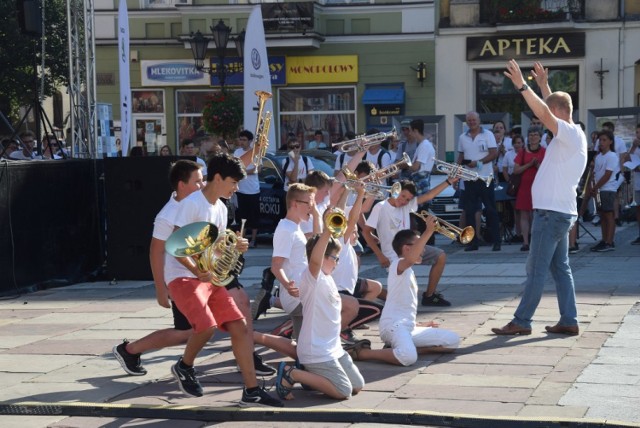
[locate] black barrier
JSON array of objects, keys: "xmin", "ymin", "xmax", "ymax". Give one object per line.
[
  {"xmin": 0, "ymin": 160, "xmax": 103, "ymax": 295},
  {"xmin": 104, "ymin": 157, "xmax": 178, "ymax": 280}
]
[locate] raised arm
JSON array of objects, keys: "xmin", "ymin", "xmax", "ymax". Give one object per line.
[
  {"xmin": 531, "ymin": 61, "xmax": 552, "ymax": 100},
  {"xmin": 397, "ymin": 214, "xmax": 437, "ymax": 274},
  {"xmin": 416, "ymin": 176, "xmax": 459, "ymax": 206},
  {"xmin": 504, "ymin": 59, "xmax": 558, "ymax": 137},
  {"xmin": 309, "ymin": 226, "xmax": 332, "ymax": 278}
]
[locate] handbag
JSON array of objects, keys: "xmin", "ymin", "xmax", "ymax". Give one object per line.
[{"xmin": 506, "ymin": 174, "xmax": 521, "ymax": 197}]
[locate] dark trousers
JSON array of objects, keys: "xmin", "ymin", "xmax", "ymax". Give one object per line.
[{"xmin": 464, "ymin": 180, "xmax": 501, "ymax": 245}]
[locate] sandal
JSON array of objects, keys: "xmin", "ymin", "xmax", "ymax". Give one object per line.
[{"xmin": 275, "ymin": 361, "xmax": 295, "ymax": 399}]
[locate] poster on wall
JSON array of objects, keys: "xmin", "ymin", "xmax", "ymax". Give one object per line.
[{"xmin": 132, "ymin": 90, "xmax": 165, "ymax": 113}]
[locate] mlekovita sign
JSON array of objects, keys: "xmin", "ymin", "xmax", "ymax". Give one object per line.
[{"xmin": 141, "ymin": 60, "xmax": 210, "ymax": 86}]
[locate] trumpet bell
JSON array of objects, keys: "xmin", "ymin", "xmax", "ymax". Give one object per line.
[
  {"xmin": 458, "ymin": 226, "xmax": 475, "ymax": 245},
  {"xmin": 165, "ymin": 222, "xmax": 219, "ymax": 257},
  {"xmin": 325, "ymin": 207, "xmax": 347, "ymax": 238},
  {"xmin": 390, "ymin": 182, "xmax": 402, "ymax": 199}
]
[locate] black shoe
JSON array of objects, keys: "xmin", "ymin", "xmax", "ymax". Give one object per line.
[
  {"xmin": 615, "ymin": 219, "xmax": 623, "ymax": 227},
  {"xmin": 251, "ymin": 288, "xmax": 271, "ymax": 320},
  {"xmin": 520, "ymin": 244, "xmax": 529, "ymax": 252},
  {"xmin": 464, "ymin": 244, "xmax": 479, "ymax": 252},
  {"xmin": 590, "ymin": 241, "xmax": 606, "ymax": 252},
  {"xmin": 340, "ymin": 329, "xmax": 359, "ymax": 346},
  {"xmin": 253, "ymin": 352, "xmax": 276, "ymax": 376},
  {"xmin": 492, "ymin": 242, "xmax": 501, "ymax": 251},
  {"xmin": 422, "ymin": 292, "xmax": 452, "ymax": 307},
  {"xmin": 632, "ymin": 237, "xmax": 640, "ymax": 245},
  {"xmin": 113, "ymin": 340, "xmax": 147, "ymax": 376},
  {"xmin": 594, "ymin": 243, "xmax": 614, "ymax": 252},
  {"xmin": 568, "ymin": 244, "xmax": 580, "ymax": 254},
  {"xmin": 240, "ymin": 387, "xmax": 284, "ymax": 408},
  {"xmin": 171, "ymin": 358, "xmax": 203, "ymax": 397}
]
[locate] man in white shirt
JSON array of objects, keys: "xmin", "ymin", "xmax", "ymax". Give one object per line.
[
  {"xmin": 283, "ymin": 137, "xmax": 314, "ymax": 189},
  {"xmin": 10, "ymin": 131, "xmax": 40, "ymax": 160},
  {"xmin": 406, "ymin": 119, "xmax": 436, "ymax": 206},
  {"xmin": 234, "ymin": 130, "xmax": 261, "ymax": 247},
  {"xmin": 456, "ymin": 111, "xmax": 501, "ymax": 251},
  {"xmin": 493, "ymin": 60, "xmax": 587, "ymax": 337}
]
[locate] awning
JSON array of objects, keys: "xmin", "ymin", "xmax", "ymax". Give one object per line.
[{"xmin": 361, "ymin": 88, "xmax": 405, "ymax": 105}]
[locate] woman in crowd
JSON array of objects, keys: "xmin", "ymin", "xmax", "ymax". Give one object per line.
[
  {"xmin": 159, "ymin": 145, "xmax": 173, "ymax": 156},
  {"xmin": 513, "ymin": 127, "xmax": 546, "ymax": 251},
  {"xmin": 502, "ymin": 134, "xmax": 524, "ymax": 243}
]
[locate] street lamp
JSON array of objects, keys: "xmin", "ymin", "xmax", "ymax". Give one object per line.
[{"xmin": 189, "ymin": 19, "xmax": 244, "ymax": 89}]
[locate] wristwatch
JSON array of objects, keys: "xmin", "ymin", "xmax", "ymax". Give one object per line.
[{"xmin": 518, "ymin": 83, "xmax": 529, "ymax": 92}]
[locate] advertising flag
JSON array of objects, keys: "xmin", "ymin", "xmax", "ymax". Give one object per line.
[
  {"xmin": 118, "ymin": 0, "xmax": 131, "ymax": 156},
  {"xmin": 243, "ymin": 6, "xmax": 276, "ymax": 153}
]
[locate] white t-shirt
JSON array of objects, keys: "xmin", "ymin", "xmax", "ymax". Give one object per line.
[
  {"xmin": 365, "ymin": 198, "xmax": 418, "ymax": 261},
  {"xmin": 531, "ymin": 119, "xmax": 587, "ymax": 215},
  {"xmin": 331, "ymin": 233, "xmax": 358, "ymax": 294},
  {"xmin": 629, "ymin": 152, "xmax": 640, "ymax": 188},
  {"xmin": 365, "ymin": 149, "xmax": 392, "ymax": 170},
  {"xmin": 413, "ymin": 138, "xmax": 435, "ymax": 173},
  {"xmin": 298, "ymin": 269, "xmax": 343, "ymax": 364},
  {"xmin": 457, "ymin": 128, "xmax": 497, "ymax": 178},
  {"xmin": 334, "ymin": 152, "xmax": 353, "ymax": 173},
  {"xmin": 272, "ymin": 218, "xmax": 307, "ymax": 313},
  {"xmin": 594, "ymin": 151, "xmax": 620, "ymax": 192},
  {"xmin": 379, "ymin": 258, "xmax": 417, "ymax": 333},
  {"xmin": 496, "ymin": 137, "xmax": 513, "ymax": 171},
  {"xmin": 300, "ymin": 196, "xmax": 329, "ymax": 235},
  {"xmin": 283, "ymin": 155, "xmax": 314, "ymax": 189},
  {"xmin": 164, "ymin": 191, "xmax": 228, "ymax": 284},
  {"xmin": 503, "ymin": 149, "xmax": 518, "ymax": 175},
  {"xmin": 233, "ymin": 147, "xmax": 260, "ymax": 195},
  {"xmin": 152, "ymin": 193, "xmax": 179, "ymax": 279}
]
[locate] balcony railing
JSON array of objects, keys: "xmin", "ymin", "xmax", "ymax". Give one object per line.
[{"xmin": 479, "ymin": 0, "xmax": 585, "ymax": 25}]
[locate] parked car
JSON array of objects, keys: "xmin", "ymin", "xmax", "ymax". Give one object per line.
[{"xmin": 256, "ymin": 151, "xmax": 336, "ymax": 233}]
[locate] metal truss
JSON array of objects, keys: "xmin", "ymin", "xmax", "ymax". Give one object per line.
[{"xmin": 66, "ymin": 0, "xmax": 97, "ymax": 158}]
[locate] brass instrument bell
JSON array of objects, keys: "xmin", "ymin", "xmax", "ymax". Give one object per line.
[
  {"xmin": 411, "ymin": 211, "xmax": 475, "ymax": 244},
  {"xmin": 325, "ymin": 207, "xmax": 347, "ymax": 238}
]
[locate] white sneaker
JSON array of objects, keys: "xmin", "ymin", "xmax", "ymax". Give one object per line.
[{"xmin": 591, "ymin": 215, "xmax": 600, "ymax": 226}]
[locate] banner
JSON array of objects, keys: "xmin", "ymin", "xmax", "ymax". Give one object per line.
[
  {"xmin": 261, "ymin": 2, "xmax": 313, "ymax": 33},
  {"xmin": 118, "ymin": 0, "xmax": 131, "ymax": 157},
  {"xmin": 243, "ymin": 6, "xmax": 276, "ymax": 153},
  {"xmin": 286, "ymin": 56, "xmax": 358, "ymax": 84}
]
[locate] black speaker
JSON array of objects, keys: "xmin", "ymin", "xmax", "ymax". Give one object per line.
[
  {"xmin": 104, "ymin": 157, "xmax": 178, "ymax": 280},
  {"xmin": 17, "ymin": 0, "xmax": 42, "ymax": 37}
]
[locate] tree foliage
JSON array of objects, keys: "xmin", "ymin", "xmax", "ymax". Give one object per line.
[{"xmin": 0, "ymin": 0, "xmax": 69, "ymax": 123}]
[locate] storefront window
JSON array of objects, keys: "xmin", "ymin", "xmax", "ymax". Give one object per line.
[
  {"xmin": 278, "ymin": 86, "xmax": 357, "ymax": 150},
  {"xmin": 476, "ymin": 67, "xmax": 578, "ymax": 125}
]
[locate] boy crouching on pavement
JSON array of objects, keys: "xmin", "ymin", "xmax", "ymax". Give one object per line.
[{"xmin": 275, "ymin": 214, "xmax": 365, "ymax": 400}]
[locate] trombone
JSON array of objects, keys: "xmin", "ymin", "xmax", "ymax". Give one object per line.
[
  {"xmin": 411, "ymin": 210, "xmax": 475, "ymax": 244},
  {"xmin": 433, "ymin": 158, "xmax": 493, "ymax": 187},
  {"xmin": 332, "ymin": 128, "xmax": 397, "ymax": 153}
]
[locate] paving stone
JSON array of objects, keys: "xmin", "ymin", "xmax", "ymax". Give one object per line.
[
  {"xmin": 379, "ymin": 397, "xmax": 523, "ymax": 417},
  {"xmin": 527, "ymin": 381, "xmax": 573, "ymax": 405},
  {"xmin": 407, "ymin": 373, "xmax": 541, "ymax": 389},
  {"xmin": 575, "ymin": 364, "xmax": 640, "ymax": 385},
  {"xmin": 395, "ymin": 384, "xmax": 533, "ymax": 402},
  {"xmin": 5, "ymin": 339, "xmax": 122, "ymax": 356},
  {"xmin": 518, "ymin": 404, "xmax": 588, "ymax": 418}
]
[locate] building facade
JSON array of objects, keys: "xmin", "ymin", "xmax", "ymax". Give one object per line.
[
  {"xmin": 94, "ymin": 0, "xmax": 438, "ymax": 156},
  {"xmin": 436, "ymin": 0, "xmax": 640, "ymax": 157}
]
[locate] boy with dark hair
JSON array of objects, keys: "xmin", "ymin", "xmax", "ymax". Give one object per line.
[
  {"xmin": 363, "ymin": 178, "xmax": 457, "ymax": 306},
  {"xmin": 590, "ymin": 130, "xmax": 619, "ymax": 252},
  {"xmin": 347, "ymin": 224, "xmax": 460, "ymax": 365},
  {"xmin": 166, "ymin": 153, "xmax": 282, "ymax": 407},
  {"xmin": 275, "ymin": 221, "xmax": 365, "ymax": 400},
  {"xmin": 114, "ymin": 160, "xmax": 203, "ymax": 376}
]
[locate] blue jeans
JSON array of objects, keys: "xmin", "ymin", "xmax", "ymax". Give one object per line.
[{"xmin": 513, "ymin": 209, "xmax": 577, "ymax": 329}]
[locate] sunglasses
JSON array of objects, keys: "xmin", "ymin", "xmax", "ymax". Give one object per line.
[{"xmin": 289, "ymin": 145, "xmax": 300, "ymax": 149}]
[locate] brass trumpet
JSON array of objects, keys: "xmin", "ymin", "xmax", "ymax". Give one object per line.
[
  {"xmin": 251, "ymin": 90, "xmax": 273, "ymax": 167},
  {"xmin": 332, "ymin": 128, "xmax": 397, "ymax": 153},
  {"xmin": 338, "ymin": 168, "xmax": 402, "ymax": 200},
  {"xmin": 433, "ymin": 158, "xmax": 493, "ymax": 187},
  {"xmin": 325, "ymin": 207, "xmax": 347, "ymax": 238},
  {"xmin": 364, "ymin": 152, "xmax": 412, "ymax": 183},
  {"xmin": 411, "ymin": 210, "xmax": 475, "ymax": 244}
]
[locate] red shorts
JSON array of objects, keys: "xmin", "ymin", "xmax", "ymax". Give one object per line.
[{"xmin": 168, "ymin": 278, "xmax": 244, "ymax": 333}]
